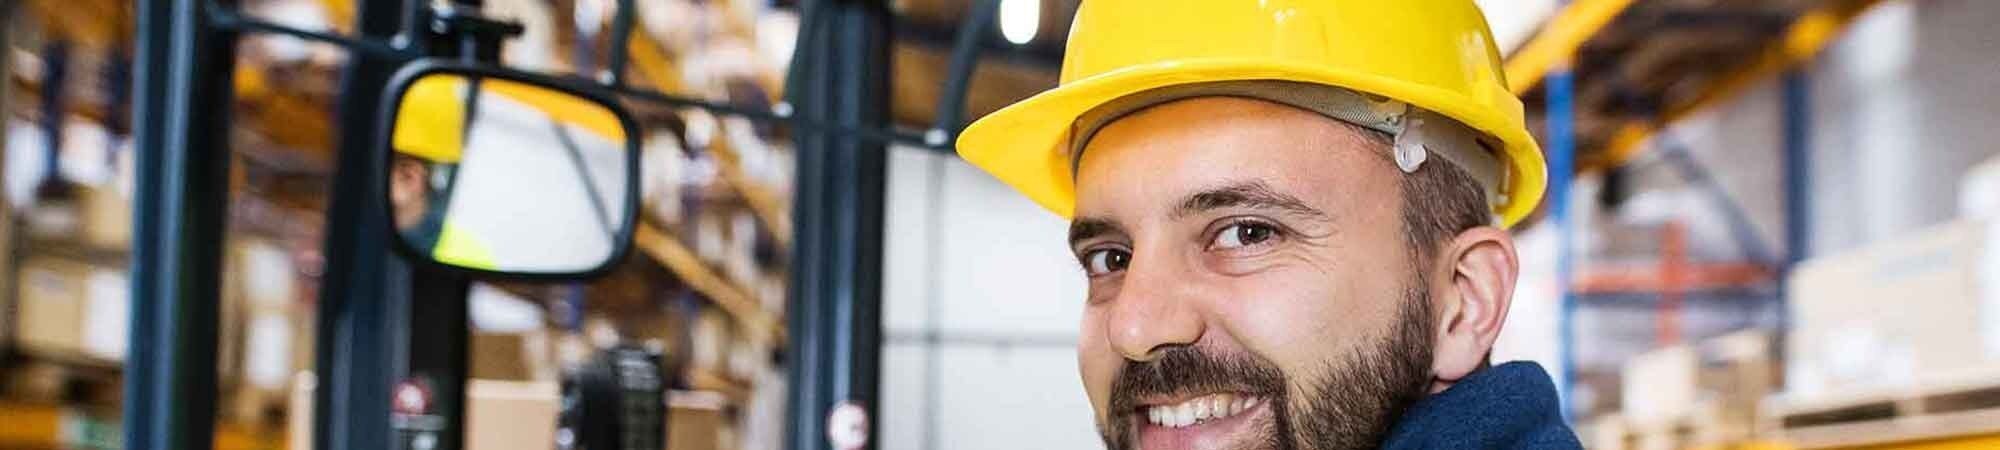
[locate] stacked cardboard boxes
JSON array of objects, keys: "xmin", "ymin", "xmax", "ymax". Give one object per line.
[
  {"xmin": 13, "ymin": 256, "xmax": 127, "ymax": 363},
  {"xmin": 287, "ymin": 378, "xmax": 728, "ymax": 450},
  {"xmin": 1785, "ymin": 219, "xmax": 2000, "ymax": 400},
  {"xmin": 1597, "ymin": 330, "xmax": 1780, "ymax": 449},
  {"xmin": 224, "ymin": 237, "xmax": 313, "ymax": 424}
]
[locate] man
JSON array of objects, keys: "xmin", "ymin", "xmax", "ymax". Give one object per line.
[
  {"xmin": 390, "ymin": 75, "xmax": 496, "ymax": 269},
  {"xmin": 955, "ymin": 1, "xmax": 1579, "ymax": 449}
]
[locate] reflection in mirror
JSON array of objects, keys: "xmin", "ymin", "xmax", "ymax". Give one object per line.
[{"xmin": 389, "ymin": 73, "xmax": 632, "ymax": 275}]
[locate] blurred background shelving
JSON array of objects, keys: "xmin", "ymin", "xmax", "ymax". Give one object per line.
[
  {"xmin": 2, "ymin": 0, "xmax": 801, "ymax": 448},
  {"xmin": 7, "ymin": 0, "xmax": 2000, "ymax": 449}
]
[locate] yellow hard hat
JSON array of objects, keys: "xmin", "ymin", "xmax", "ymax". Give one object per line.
[
  {"xmin": 393, "ymin": 75, "xmax": 628, "ymax": 164},
  {"xmin": 394, "ymin": 75, "xmax": 469, "ymax": 163},
  {"xmin": 955, "ymin": 0, "xmax": 1547, "ymax": 228}
]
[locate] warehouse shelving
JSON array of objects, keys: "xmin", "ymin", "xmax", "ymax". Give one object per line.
[
  {"xmin": 622, "ymin": 9, "xmax": 794, "ymax": 249},
  {"xmin": 1512, "ymin": 1, "xmax": 2000, "ymax": 450},
  {"xmin": 633, "ymin": 221, "xmax": 783, "ymax": 344},
  {"xmin": 7, "ymin": 0, "xmax": 797, "ymax": 449},
  {"xmin": 1511, "ymin": 0, "xmax": 1895, "ymax": 173}
]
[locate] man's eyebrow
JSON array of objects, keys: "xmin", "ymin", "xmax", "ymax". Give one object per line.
[
  {"xmin": 1173, "ymin": 180, "xmax": 1328, "ymax": 220},
  {"xmin": 1068, "ymin": 217, "xmax": 1124, "ymax": 247}
]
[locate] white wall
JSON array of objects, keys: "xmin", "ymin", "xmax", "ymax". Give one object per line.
[
  {"xmin": 878, "ymin": 146, "xmax": 1100, "ymax": 450},
  {"xmin": 1605, "ymin": 0, "xmax": 2000, "ymax": 258},
  {"xmin": 1804, "ymin": 0, "xmax": 2000, "ymax": 255}
]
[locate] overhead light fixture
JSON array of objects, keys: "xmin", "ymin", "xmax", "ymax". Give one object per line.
[{"xmin": 999, "ymin": 0, "xmax": 1040, "ymax": 45}]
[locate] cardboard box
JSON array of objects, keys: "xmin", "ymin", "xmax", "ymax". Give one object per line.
[
  {"xmin": 15, "ymin": 257, "xmax": 89, "ymax": 356},
  {"xmin": 471, "ymin": 331, "xmax": 556, "ymax": 381},
  {"xmin": 76, "ymin": 184, "xmax": 131, "ymax": 250},
  {"xmin": 463, "ymin": 380, "xmax": 563, "ymax": 450},
  {"xmin": 1786, "ymin": 219, "xmax": 2000, "ymax": 399},
  {"xmin": 668, "ymin": 391, "xmax": 726, "ymax": 450},
  {"xmin": 222, "ymin": 237, "xmax": 312, "ymax": 423},
  {"xmin": 1622, "ymin": 345, "xmax": 1698, "ymax": 431},
  {"xmin": 1695, "ymin": 330, "xmax": 1776, "ymax": 441},
  {"xmin": 14, "ymin": 257, "xmax": 127, "ymax": 361},
  {"xmin": 689, "ymin": 307, "xmax": 734, "ymax": 374},
  {"xmin": 1579, "ymin": 414, "xmax": 1628, "ymax": 450},
  {"xmin": 288, "ymin": 378, "xmax": 726, "ymax": 450}
]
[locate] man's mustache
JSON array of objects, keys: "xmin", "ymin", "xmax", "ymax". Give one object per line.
[{"xmin": 1108, "ymin": 346, "xmax": 1288, "ymax": 415}]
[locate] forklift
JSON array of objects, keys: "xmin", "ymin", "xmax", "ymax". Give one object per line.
[{"xmin": 123, "ymin": 0, "xmax": 1004, "ymax": 449}]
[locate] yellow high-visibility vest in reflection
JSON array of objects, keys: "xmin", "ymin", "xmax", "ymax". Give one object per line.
[{"xmin": 433, "ymin": 221, "xmax": 497, "ymax": 270}]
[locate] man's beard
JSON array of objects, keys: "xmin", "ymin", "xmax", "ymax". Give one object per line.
[{"xmin": 1099, "ymin": 284, "xmax": 1436, "ymax": 450}]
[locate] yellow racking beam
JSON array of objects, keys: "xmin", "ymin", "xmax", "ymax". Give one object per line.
[
  {"xmin": 633, "ymin": 222, "xmax": 785, "ymax": 344},
  {"xmin": 1503, "ymin": 0, "xmax": 1639, "ymax": 94},
  {"xmin": 1585, "ymin": 0, "xmax": 1891, "ymax": 170},
  {"xmin": 0, "ymin": 402, "xmax": 64, "ymax": 447},
  {"xmin": 1838, "ymin": 434, "xmax": 2000, "ymax": 450},
  {"xmin": 0, "ymin": 401, "xmax": 285, "ymax": 450},
  {"xmin": 1725, "ymin": 434, "xmax": 2000, "ymax": 450}
]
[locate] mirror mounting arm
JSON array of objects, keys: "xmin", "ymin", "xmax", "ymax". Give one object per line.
[{"xmin": 422, "ymin": 4, "xmax": 524, "ymax": 62}]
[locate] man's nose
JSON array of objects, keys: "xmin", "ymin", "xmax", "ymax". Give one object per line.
[{"xmin": 1103, "ymin": 254, "xmax": 1207, "ymax": 361}]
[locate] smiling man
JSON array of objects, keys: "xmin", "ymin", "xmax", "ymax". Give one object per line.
[{"xmin": 955, "ymin": 1, "xmax": 1579, "ymax": 449}]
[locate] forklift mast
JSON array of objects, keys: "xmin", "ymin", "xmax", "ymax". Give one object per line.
[{"xmin": 122, "ymin": 0, "xmax": 944, "ymax": 448}]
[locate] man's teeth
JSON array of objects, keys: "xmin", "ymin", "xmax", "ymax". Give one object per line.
[{"xmin": 1144, "ymin": 394, "xmax": 1260, "ymax": 428}]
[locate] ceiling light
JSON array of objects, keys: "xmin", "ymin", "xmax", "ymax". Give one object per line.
[{"xmin": 999, "ymin": 0, "xmax": 1040, "ymax": 45}]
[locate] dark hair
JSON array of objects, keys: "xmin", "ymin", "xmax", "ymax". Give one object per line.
[{"xmin": 1342, "ymin": 124, "xmax": 1494, "ymax": 263}]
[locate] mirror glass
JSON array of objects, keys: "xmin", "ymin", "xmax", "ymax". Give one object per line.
[{"xmin": 388, "ymin": 73, "xmax": 632, "ymax": 275}]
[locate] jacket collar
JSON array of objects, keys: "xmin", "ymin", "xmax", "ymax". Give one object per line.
[{"xmin": 1379, "ymin": 361, "xmax": 1582, "ymax": 449}]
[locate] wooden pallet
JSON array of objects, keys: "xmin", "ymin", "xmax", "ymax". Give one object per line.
[
  {"xmin": 1, "ymin": 351, "xmax": 122, "ymax": 407},
  {"xmin": 1769, "ymin": 369, "xmax": 2000, "ymax": 448}
]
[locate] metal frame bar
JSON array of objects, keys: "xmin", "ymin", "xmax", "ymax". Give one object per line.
[
  {"xmin": 209, "ymin": 10, "xmax": 408, "ymax": 59},
  {"xmin": 786, "ymin": 1, "xmax": 893, "ymax": 449},
  {"xmin": 37, "ymin": 40, "xmax": 67, "ymax": 183},
  {"xmin": 1651, "ymin": 131, "xmax": 1780, "ymax": 265},
  {"xmin": 1547, "ymin": 65, "xmax": 1579, "ymax": 422},
  {"xmin": 924, "ymin": 0, "xmax": 1001, "ymax": 145},
  {"xmin": 1778, "ymin": 69, "xmax": 1811, "ymax": 350},
  {"xmin": 1781, "ymin": 69, "xmax": 1811, "ymax": 268},
  {"xmin": 125, "ymin": 0, "xmax": 241, "ymax": 448},
  {"xmin": 123, "ymin": 0, "xmax": 170, "ymax": 445},
  {"xmin": 311, "ymin": 0, "xmax": 410, "ymax": 448},
  {"xmin": 603, "ymin": 0, "xmax": 635, "ymax": 87}
]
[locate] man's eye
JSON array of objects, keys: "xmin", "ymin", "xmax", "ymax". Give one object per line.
[
  {"xmin": 1212, "ymin": 222, "xmax": 1279, "ymax": 250},
  {"xmin": 1081, "ymin": 248, "xmax": 1131, "ymax": 277}
]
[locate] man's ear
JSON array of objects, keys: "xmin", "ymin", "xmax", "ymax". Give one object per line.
[{"xmin": 1430, "ymin": 226, "xmax": 1519, "ymax": 386}]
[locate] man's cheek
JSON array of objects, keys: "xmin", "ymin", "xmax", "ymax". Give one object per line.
[
  {"xmin": 1218, "ymin": 281, "xmax": 1351, "ymax": 374},
  {"xmin": 1077, "ymin": 309, "xmax": 1118, "ymax": 417}
]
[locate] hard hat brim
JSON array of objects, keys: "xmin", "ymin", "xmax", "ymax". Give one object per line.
[{"xmin": 956, "ymin": 58, "xmax": 1547, "ymax": 228}]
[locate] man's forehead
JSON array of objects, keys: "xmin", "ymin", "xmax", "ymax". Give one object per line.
[{"xmin": 1070, "ymin": 97, "xmax": 1393, "ymax": 221}]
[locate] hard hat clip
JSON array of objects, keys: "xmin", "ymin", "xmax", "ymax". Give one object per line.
[{"xmin": 1392, "ymin": 116, "xmax": 1428, "ymax": 173}]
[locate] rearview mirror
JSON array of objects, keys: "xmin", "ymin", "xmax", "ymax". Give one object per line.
[{"xmin": 377, "ymin": 60, "xmax": 641, "ymax": 278}]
